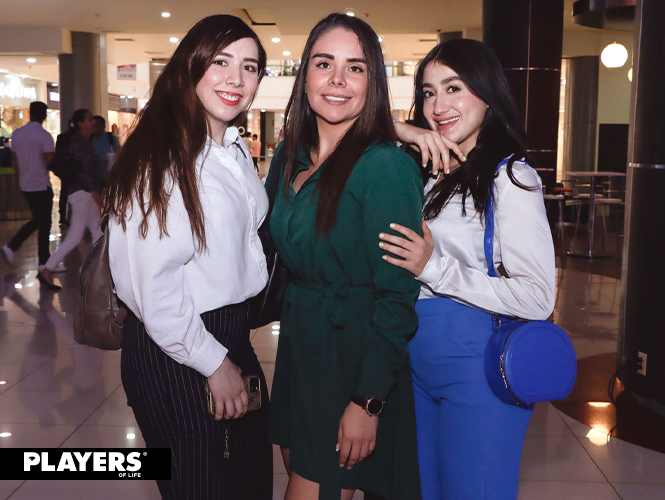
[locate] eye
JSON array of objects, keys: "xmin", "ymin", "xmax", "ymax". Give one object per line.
[
  {"xmin": 348, "ymin": 65, "xmax": 365, "ymax": 73},
  {"xmin": 243, "ymin": 64, "xmax": 258, "ymax": 73},
  {"xmin": 212, "ymin": 59, "xmax": 228, "ymax": 67},
  {"xmin": 423, "ymin": 90, "xmax": 435, "ymax": 98},
  {"xmin": 446, "ymin": 85, "xmax": 461, "ymax": 93},
  {"xmin": 314, "ymin": 60, "xmax": 332, "ymax": 70}
]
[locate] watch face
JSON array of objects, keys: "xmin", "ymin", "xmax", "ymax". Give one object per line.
[{"xmin": 366, "ymin": 398, "xmax": 384, "ymax": 415}]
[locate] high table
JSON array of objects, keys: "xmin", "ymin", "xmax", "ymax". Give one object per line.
[{"xmin": 565, "ymin": 171, "xmax": 626, "ymax": 259}]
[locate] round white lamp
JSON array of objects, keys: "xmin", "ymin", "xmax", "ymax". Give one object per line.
[{"xmin": 601, "ymin": 42, "xmax": 628, "ymax": 68}]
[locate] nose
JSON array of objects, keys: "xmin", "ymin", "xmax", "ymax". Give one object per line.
[
  {"xmin": 225, "ymin": 63, "xmax": 243, "ymax": 87},
  {"xmin": 433, "ymin": 94, "xmax": 449, "ymax": 115},
  {"xmin": 328, "ymin": 67, "xmax": 346, "ymax": 87}
]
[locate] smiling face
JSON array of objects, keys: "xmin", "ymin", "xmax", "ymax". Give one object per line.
[
  {"xmin": 195, "ymin": 37, "xmax": 260, "ymax": 143},
  {"xmin": 305, "ymin": 27, "xmax": 368, "ymax": 136},
  {"xmin": 422, "ymin": 62, "xmax": 488, "ymax": 155}
]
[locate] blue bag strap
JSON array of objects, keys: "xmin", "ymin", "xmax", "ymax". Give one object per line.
[{"xmin": 483, "ymin": 158, "xmax": 510, "ymax": 277}]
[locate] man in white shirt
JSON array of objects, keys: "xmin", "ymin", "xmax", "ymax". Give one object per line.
[{"xmin": 1, "ymin": 102, "xmax": 55, "ymax": 268}]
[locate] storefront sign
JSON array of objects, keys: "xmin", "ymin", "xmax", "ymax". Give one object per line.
[
  {"xmin": 117, "ymin": 64, "xmax": 137, "ymax": 81},
  {"xmin": 0, "ymin": 76, "xmax": 37, "ymax": 102}
]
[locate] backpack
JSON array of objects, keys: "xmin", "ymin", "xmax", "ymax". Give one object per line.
[
  {"xmin": 48, "ymin": 132, "xmax": 81, "ymax": 183},
  {"xmin": 73, "ymin": 217, "xmax": 127, "ymax": 350}
]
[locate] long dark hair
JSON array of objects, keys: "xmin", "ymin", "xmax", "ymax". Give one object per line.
[
  {"xmin": 282, "ymin": 13, "xmax": 396, "ymax": 235},
  {"xmin": 412, "ymin": 39, "xmax": 534, "ymax": 221},
  {"xmin": 103, "ymin": 15, "xmax": 266, "ymax": 249}
]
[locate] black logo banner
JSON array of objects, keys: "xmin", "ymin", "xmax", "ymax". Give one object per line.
[{"xmin": 0, "ymin": 448, "xmax": 171, "ymax": 480}]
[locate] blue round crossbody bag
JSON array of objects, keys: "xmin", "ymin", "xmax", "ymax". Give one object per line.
[{"xmin": 482, "ymin": 159, "xmax": 577, "ymax": 407}]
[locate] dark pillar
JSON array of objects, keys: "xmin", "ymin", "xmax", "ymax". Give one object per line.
[
  {"xmin": 58, "ymin": 32, "xmax": 108, "ymax": 131},
  {"xmin": 483, "ymin": 0, "xmax": 564, "ymax": 193},
  {"xmin": 618, "ymin": 0, "xmax": 665, "ymax": 414}
]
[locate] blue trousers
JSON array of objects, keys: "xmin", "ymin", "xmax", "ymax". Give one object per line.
[{"xmin": 410, "ymin": 297, "xmax": 533, "ymax": 500}]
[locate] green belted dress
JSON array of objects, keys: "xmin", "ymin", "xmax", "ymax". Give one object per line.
[{"xmin": 267, "ymin": 142, "xmax": 424, "ymax": 500}]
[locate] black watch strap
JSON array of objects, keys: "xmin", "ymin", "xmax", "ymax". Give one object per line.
[{"xmin": 350, "ymin": 395, "xmax": 384, "ymax": 416}]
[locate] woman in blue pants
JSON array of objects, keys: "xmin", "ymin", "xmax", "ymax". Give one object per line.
[{"xmin": 382, "ymin": 39, "xmax": 556, "ymax": 499}]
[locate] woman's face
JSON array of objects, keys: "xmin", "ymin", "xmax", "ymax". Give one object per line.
[
  {"xmin": 78, "ymin": 112, "xmax": 95, "ymax": 136},
  {"xmin": 422, "ymin": 62, "xmax": 488, "ymax": 154},
  {"xmin": 305, "ymin": 27, "xmax": 368, "ymax": 134},
  {"xmin": 196, "ymin": 37, "xmax": 260, "ymax": 143}
]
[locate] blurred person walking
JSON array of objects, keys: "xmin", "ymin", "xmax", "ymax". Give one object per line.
[
  {"xmin": 37, "ymin": 109, "xmax": 103, "ymax": 291},
  {"xmin": 1, "ymin": 101, "xmax": 55, "ymax": 269},
  {"xmin": 91, "ymin": 115, "xmax": 120, "ymax": 190}
]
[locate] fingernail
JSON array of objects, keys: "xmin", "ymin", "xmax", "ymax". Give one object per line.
[
  {"xmin": 446, "ymin": 168, "xmax": 451, "ymax": 174},
  {"xmin": 390, "ymin": 223, "xmax": 396, "ymax": 229},
  {"xmin": 379, "ymin": 233, "xmax": 385, "ymax": 238},
  {"xmin": 382, "ymin": 255, "xmax": 388, "ymax": 260},
  {"xmin": 379, "ymin": 242, "xmax": 384, "ymax": 248},
  {"xmin": 336, "ymin": 444, "xmax": 339, "ymax": 452},
  {"xmin": 422, "ymin": 163, "xmax": 427, "ymax": 168},
  {"xmin": 463, "ymin": 155, "xmax": 467, "ymax": 161}
]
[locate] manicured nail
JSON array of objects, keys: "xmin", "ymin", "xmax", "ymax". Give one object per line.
[
  {"xmin": 462, "ymin": 155, "xmax": 467, "ymax": 161},
  {"xmin": 446, "ymin": 168, "xmax": 451, "ymax": 174},
  {"xmin": 379, "ymin": 242, "xmax": 384, "ymax": 248},
  {"xmin": 379, "ymin": 233, "xmax": 385, "ymax": 239},
  {"xmin": 390, "ymin": 223, "xmax": 396, "ymax": 229},
  {"xmin": 422, "ymin": 163, "xmax": 427, "ymax": 168},
  {"xmin": 382, "ymin": 255, "xmax": 388, "ymax": 260}
]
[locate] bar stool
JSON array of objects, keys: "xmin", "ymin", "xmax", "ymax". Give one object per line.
[{"xmin": 543, "ymin": 193, "xmax": 565, "ymax": 253}]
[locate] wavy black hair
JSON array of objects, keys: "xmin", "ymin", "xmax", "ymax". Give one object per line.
[{"xmin": 411, "ymin": 39, "xmax": 535, "ymax": 221}]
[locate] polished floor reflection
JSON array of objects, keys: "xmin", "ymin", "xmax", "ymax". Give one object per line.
[{"xmin": 1, "ymin": 210, "xmax": 664, "ymax": 500}]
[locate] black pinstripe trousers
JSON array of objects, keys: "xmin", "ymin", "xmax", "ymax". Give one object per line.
[{"xmin": 121, "ymin": 302, "xmax": 273, "ymax": 500}]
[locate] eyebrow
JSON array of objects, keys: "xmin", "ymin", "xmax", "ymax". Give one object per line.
[
  {"xmin": 311, "ymin": 52, "xmax": 366, "ymax": 64},
  {"xmin": 422, "ymin": 75, "xmax": 463, "ymax": 87},
  {"xmin": 217, "ymin": 51, "xmax": 259, "ymax": 64}
]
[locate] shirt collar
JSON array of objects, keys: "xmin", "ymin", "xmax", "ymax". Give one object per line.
[{"xmin": 206, "ymin": 126, "xmax": 248, "ymax": 160}]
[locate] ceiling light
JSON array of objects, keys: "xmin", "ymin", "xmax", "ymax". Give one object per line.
[
  {"xmin": 169, "ymin": 37, "xmax": 179, "ymax": 43},
  {"xmin": 161, "ymin": 12, "xmax": 170, "ymax": 18},
  {"xmin": 127, "ymin": 95, "xmax": 134, "ymax": 99},
  {"xmin": 345, "ymin": 9, "xmax": 355, "ymax": 17},
  {"xmin": 601, "ymin": 42, "xmax": 628, "ymax": 68},
  {"xmin": 628, "ymin": 67, "xmax": 633, "ymax": 82},
  {"xmin": 0, "ymin": 433, "xmax": 11, "ymax": 438},
  {"xmin": 272, "ymin": 37, "xmax": 281, "ymax": 43},
  {"xmin": 283, "ymin": 51, "xmax": 291, "ymax": 56},
  {"xmin": 26, "ymin": 58, "xmax": 36, "ymax": 63},
  {"xmin": 126, "ymin": 433, "xmax": 136, "ymax": 440}
]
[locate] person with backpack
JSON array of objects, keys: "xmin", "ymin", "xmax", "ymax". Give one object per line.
[
  {"xmin": 1, "ymin": 101, "xmax": 56, "ymax": 270},
  {"xmin": 91, "ymin": 115, "xmax": 120, "ymax": 189},
  {"xmin": 37, "ymin": 109, "xmax": 102, "ymax": 290}
]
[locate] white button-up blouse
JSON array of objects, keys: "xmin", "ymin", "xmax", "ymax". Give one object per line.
[
  {"xmin": 109, "ymin": 127, "xmax": 269, "ymax": 377},
  {"xmin": 417, "ymin": 160, "xmax": 556, "ymax": 321}
]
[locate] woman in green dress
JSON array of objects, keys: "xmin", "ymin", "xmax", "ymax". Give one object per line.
[{"xmin": 267, "ymin": 13, "xmax": 424, "ymax": 500}]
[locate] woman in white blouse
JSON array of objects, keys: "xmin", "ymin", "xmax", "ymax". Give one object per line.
[
  {"xmin": 380, "ymin": 39, "xmax": 555, "ymax": 500},
  {"xmin": 103, "ymin": 16, "xmax": 272, "ymax": 499}
]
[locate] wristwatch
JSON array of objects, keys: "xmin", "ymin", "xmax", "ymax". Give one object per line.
[{"xmin": 350, "ymin": 396, "xmax": 385, "ymax": 416}]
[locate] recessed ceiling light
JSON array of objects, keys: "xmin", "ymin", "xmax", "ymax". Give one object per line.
[
  {"xmin": 283, "ymin": 51, "xmax": 291, "ymax": 56},
  {"xmin": 127, "ymin": 95, "xmax": 134, "ymax": 99},
  {"xmin": 26, "ymin": 58, "xmax": 36, "ymax": 63},
  {"xmin": 0, "ymin": 381, "xmax": 6, "ymax": 385},
  {"xmin": 161, "ymin": 12, "xmax": 170, "ymax": 18},
  {"xmin": 169, "ymin": 37, "xmax": 179, "ymax": 43},
  {"xmin": 345, "ymin": 9, "xmax": 355, "ymax": 17},
  {"xmin": 126, "ymin": 433, "xmax": 136, "ymax": 439},
  {"xmin": 272, "ymin": 37, "xmax": 281, "ymax": 43},
  {"xmin": 120, "ymin": 95, "xmax": 126, "ymax": 99},
  {"xmin": 0, "ymin": 432, "xmax": 11, "ymax": 438}
]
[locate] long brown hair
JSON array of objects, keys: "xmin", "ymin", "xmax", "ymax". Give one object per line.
[
  {"xmin": 103, "ymin": 15, "xmax": 266, "ymax": 250},
  {"xmin": 282, "ymin": 13, "xmax": 396, "ymax": 235}
]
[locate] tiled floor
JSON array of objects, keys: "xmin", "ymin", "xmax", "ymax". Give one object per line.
[{"xmin": 1, "ymin": 206, "xmax": 664, "ymax": 499}]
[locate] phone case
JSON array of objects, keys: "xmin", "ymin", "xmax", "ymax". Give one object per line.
[{"xmin": 205, "ymin": 375, "xmax": 261, "ymax": 416}]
